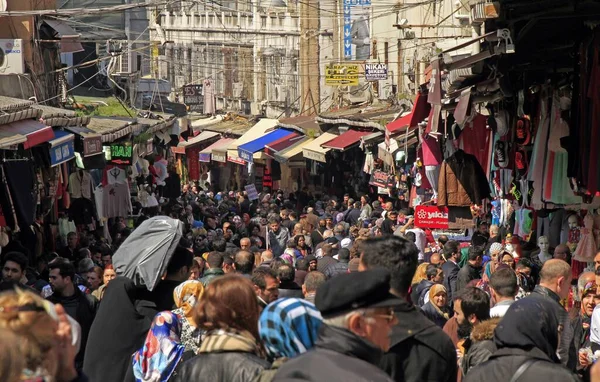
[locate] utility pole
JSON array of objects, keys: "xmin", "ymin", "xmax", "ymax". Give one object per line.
[{"xmin": 299, "ymin": 0, "xmax": 320, "ymax": 115}]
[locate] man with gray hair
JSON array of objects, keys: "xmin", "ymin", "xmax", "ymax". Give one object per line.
[
  {"xmin": 303, "ymin": 271, "xmax": 326, "ymax": 303},
  {"xmin": 273, "ymin": 269, "xmax": 398, "ymax": 381}
]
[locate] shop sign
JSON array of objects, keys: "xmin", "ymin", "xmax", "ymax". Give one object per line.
[
  {"xmin": 227, "ymin": 155, "xmax": 246, "ymax": 165},
  {"xmin": 365, "ymin": 63, "xmax": 387, "ymax": 81},
  {"xmin": 414, "ymin": 205, "xmax": 449, "ymax": 229},
  {"xmin": 238, "ymin": 148, "xmax": 254, "ymax": 163},
  {"xmin": 83, "ymin": 136, "xmax": 102, "ymax": 157},
  {"xmin": 368, "ymin": 170, "xmax": 394, "ymax": 188},
  {"xmin": 110, "ymin": 142, "xmax": 133, "ymax": 165},
  {"xmin": 303, "ymin": 149, "xmax": 326, "ymax": 163},
  {"xmin": 325, "ymin": 64, "xmax": 359, "ymax": 86},
  {"xmin": 212, "ymin": 150, "xmax": 227, "ymax": 163},
  {"xmin": 50, "ymin": 140, "xmax": 75, "ymax": 166},
  {"xmin": 198, "ymin": 152, "xmax": 211, "ymax": 162},
  {"xmin": 245, "ymin": 184, "xmax": 259, "ymax": 201},
  {"xmin": 183, "ymin": 84, "xmax": 203, "ymax": 112}
]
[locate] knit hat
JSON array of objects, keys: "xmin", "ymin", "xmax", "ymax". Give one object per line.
[{"xmin": 490, "ymin": 242, "xmax": 504, "ymax": 256}]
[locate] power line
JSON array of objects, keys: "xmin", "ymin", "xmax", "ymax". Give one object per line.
[{"xmin": 0, "ymin": 0, "xmax": 170, "ymax": 16}]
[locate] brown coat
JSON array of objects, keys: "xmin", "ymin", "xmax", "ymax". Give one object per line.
[{"xmin": 437, "ymin": 161, "xmax": 473, "ymax": 207}]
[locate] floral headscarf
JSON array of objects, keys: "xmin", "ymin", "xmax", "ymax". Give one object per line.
[
  {"xmin": 132, "ymin": 312, "xmax": 185, "ymax": 382},
  {"xmin": 173, "ymin": 280, "xmax": 205, "ymax": 324}
]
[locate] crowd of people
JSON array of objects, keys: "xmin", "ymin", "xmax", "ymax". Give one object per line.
[{"xmin": 2, "ymin": 184, "xmax": 600, "ymax": 381}]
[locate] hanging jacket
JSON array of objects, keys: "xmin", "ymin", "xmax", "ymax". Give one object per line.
[{"xmin": 438, "ymin": 150, "xmax": 490, "ymax": 207}]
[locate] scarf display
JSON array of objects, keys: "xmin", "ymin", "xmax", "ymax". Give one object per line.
[
  {"xmin": 199, "ymin": 329, "xmax": 263, "ymax": 357},
  {"xmin": 259, "ymin": 298, "xmax": 323, "ymax": 360},
  {"xmin": 132, "ymin": 311, "xmax": 185, "ymax": 382}
]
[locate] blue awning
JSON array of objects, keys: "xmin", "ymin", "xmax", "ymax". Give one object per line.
[{"xmin": 237, "ymin": 129, "xmax": 295, "ymax": 163}]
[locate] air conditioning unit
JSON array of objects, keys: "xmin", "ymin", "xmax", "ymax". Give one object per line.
[
  {"xmin": 0, "ymin": 39, "xmax": 25, "ymax": 74},
  {"xmin": 233, "ymin": 82, "xmax": 243, "ymax": 98},
  {"xmin": 273, "ymin": 84, "xmax": 286, "ymax": 102}
]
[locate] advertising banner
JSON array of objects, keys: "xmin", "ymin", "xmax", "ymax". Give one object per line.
[{"xmin": 414, "ymin": 205, "xmax": 449, "ymax": 229}]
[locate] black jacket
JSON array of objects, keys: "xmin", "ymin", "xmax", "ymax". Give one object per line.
[
  {"xmin": 173, "ymin": 351, "xmax": 269, "ymax": 382},
  {"xmin": 464, "ymin": 347, "xmax": 579, "ymax": 382},
  {"xmin": 379, "ymin": 300, "xmax": 457, "ymax": 382},
  {"xmin": 410, "ymin": 279, "xmax": 434, "ymax": 307},
  {"xmin": 442, "ymin": 260, "xmax": 460, "ymax": 303},
  {"xmin": 83, "ymin": 277, "xmax": 177, "ymax": 382},
  {"xmin": 48, "ymin": 286, "xmax": 98, "ymax": 368},
  {"xmin": 278, "ymin": 281, "xmax": 304, "ymax": 298},
  {"xmin": 530, "ymin": 286, "xmax": 575, "ymax": 368},
  {"xmin": 344, "ymin": 208, "xmax": 361, "ymax": 226},
  {"xmin": 274, "ymin": 325, "xmax": 394, "ymax": 382},
  {"xmin": 455, "ymin": 263, "xmax": 481, "ymax": 293}
]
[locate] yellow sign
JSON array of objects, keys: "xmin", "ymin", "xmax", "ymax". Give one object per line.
[{"xmin": 325, "ymin": 64, "xmax": 359, "ymax": 86}]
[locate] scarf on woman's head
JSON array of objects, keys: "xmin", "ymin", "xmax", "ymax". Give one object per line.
[
  {"xmin": 428, "ymin": 284, "xmax": 449, "ymax": 320},
  {"xmin": 199, "ymin": 329, "xmax": 263, "ymax": 357},
  {"xmin": 259, "ymin": 298, "xmax": 323, "ymax": 360},
  {"xmin": 132, "ymin": 311, "xmax": 185, "ymax": 382},
  {"xmin": 173, "ymin": 280, "xmax": 204, "ymax": 325}
]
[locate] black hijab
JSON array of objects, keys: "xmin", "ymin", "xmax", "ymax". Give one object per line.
[{"xmin": 493, "ymin": 297, "xmax": 560, "ymax": 362}]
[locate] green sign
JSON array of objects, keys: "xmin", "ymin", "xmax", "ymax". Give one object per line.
[{"xmin": 110, "ymin": 143, "xmax": 133, "ymax": 165}]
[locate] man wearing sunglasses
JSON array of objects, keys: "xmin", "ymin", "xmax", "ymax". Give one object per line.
[{"xmin": 273, "ymin": 269, "xmax": 399, "ymax": 381}]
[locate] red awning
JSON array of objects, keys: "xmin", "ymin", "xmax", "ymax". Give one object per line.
[
  {"xmin": 264, "ymin": 132, "xmax": 302, "ymax": 156},
  {"xmin": 0, "ymin": 119, "xmax": 55, "ymax": 149},
  {"xmin": 386, "ymin": 92, "xmax": 431, "ymax": 134},
  {"xmin": 321, "ymin": 130, "xmax": 372, "ymax": 151}
]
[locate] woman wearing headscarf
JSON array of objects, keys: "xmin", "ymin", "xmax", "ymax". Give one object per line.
[
  {"xmin": 421, "ymin": 284, "xmax": 451, "ymax": 328},
  {"xmin": 464, "ymin": 297, "xmax": 579, "ymax": 382},
  {"xmin": 173, "ymin": 274, "xmax": 269, "ymax": 382},
  {"xmin": 254, "ymin": 298, "xmax": 323, "ymax": 381},
  {"xmin": 172, "ymin": 280, "xmax": 205, "ymax": 353}
]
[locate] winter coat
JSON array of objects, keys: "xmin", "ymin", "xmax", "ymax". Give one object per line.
[
  {"xmin": 456, "ymin": 263, "xmax": 481, "ymax": 293},
  {"xmin": 278, "ymin": 281, "xmax": 304, "ymax": 298},
  {"xmin": 173, "ymin": 352, "xmax": 269, "ymax": 382},
  {"xmin": 438, "ymin": 150, "xmax": 490, "ymax": 207},
  {"xmin": 530, "ymin": 285, "xmax": 575, "ymax": 368},
  {"xmin": 464, "ymin": 347, "xmax": 579, "ymax": 382},
  {"xmin": 380, "ymin": 300, "xmax": 457, "ymax": 382},
  {"xmin": 410, "ymin": 279, "xmax": 434, "ymax": 307},
  {"xmin": 461, "ymin": 318, "xmax": 500, "ymax": 376},
  {"xmin": 48, "ymin": 286, "xmax": 98, "ymax": 369},
  {"xmin": 273, "ymin": 325, "xmax": 394, "ymax": 382}
]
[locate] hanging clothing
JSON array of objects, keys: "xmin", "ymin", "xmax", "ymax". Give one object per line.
[
  {"xmin": 528, "ymin": 90, "xmax": 551, "ymax": 208},
  {"xmin": 103, "ymin": 183, "xmax": 132, "ymax": 218},
  {"xmin": 459, "ymin": 114, "xmax": 492, "ymax": 177},
  {"xmin": 422, "ymin": 135, "xmax": 443, "ymax": 166},
  {"xmin": 69, "ymin": 170, "xmax": 93, "ymax": 200},
  {"xmin": 425, "ymin": 165, "xmax": 440, "ymax": 197},
  {"xmin": 106, "ymin": 166, "xmax": 128, "ymax": 185},
  {"xmin": 573, "ymin": 214, "xmax": 597, "ymax": 263},
  {"xmin": 4, "ymin": 161, "xmax": 36, "ymax": 229},
  {"xmin": 203, "ymin": 79, "xmax": 216, "ymax": 115},
  {"xmin": 437, "ymin": 150, "xmax": 491, "ymax": 207}
]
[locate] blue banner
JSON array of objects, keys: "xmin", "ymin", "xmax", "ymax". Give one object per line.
[
  {"xmin": 238, "ymin": 148, "xmax": 254, "ymax": 163},
  {"xmin": 343, "ymin": 0, "xmax": 371, "ymax": 60},
  {"xmin": 50, "ymin": 140, "xmax": 75, "ymax": 166}
]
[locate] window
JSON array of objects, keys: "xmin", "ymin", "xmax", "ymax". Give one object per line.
[{"xmin": 384, "ymin": 41, "xmax": 389, "ymax": 64}]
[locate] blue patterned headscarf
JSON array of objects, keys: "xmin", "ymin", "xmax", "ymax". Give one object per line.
[
  {"xmin": 132, "ymin": 311, "xmax": 185, "ymax": 382},
  {"xmin": 259, "ymin": 298, "xmax": 323, "ymax": 360}
]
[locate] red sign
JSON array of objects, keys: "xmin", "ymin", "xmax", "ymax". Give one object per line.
[{"xmin": 414, "ymin": 205, "xmax": 449, "ymax": 229}]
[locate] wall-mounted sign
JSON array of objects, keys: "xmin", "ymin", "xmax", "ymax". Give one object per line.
[
  {"xmin": 183, "ymin": 84, "xmax": 203, "ymax": 112},
  {"xmin": 83, "ymin": 135, "xmax": 102, "ymax": 157},
  {"xmin": 110, "ymin": 142, "xmax": 133, "ymax": 165},
  {"xmin": 325, "ymin": 64, "xmax": 359, "ymax": 86},
  {"xmin": 50, "ymin": 140, "xmax": 75, "ymax": 166},
  {"xmin": 199, "ymin": 152, "xmax": 211, "ymax": 162},
  {"xmin": 368, "ymin": 170, "xmax": 394, "ymax": 188},
  {"xmin": 227, "ymin": 154, "xmax": 246, "ymax": 165},
  {"xmin": 414, "ymin": 205, "xmax": 449, "ymax": 229},
  {"xmin": 238, "ymin": 148, "xmax": 254, "ymax": 163},
  {"xmin": 365, "ymin": 63, "xmax": 387, "ymax": 81},
  {"xmin": 343, "ymin": 0, "xmax": 372, "ymax": 60},
  {"xmin": 212, "ymin": 150, "xmax": 227, "ymax": 163}
]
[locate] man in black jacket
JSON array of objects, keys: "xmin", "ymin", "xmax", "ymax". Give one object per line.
[
  {"xmin": 529, "ymin": 259, "xmax": 574, "ymax": 368},
  {"xmin": 442, "ymin": 240, "xmax": 461, "ymax": 303},
  {"xmin": 47, "ymin": 258, "xmax": 98, "ymax": 369},
  {"xmin": 359, "ymin": 236, "xmax": 458, "ymax": 382},
  {"xmin": 456, "ymin": 246, "xmax": 483, "ymax": 292},
  {"xmin": 274, "ymin": 269, "xmax": 399, "ymax": 382},
  {"xmin": 277, "ymin": 264, "xmax": 303, "ymax": 298}
]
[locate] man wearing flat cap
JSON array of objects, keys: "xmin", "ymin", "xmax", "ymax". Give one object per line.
[{"xmin": 273, "ymin": 269, "xmax": 397, "ymax": 381}]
